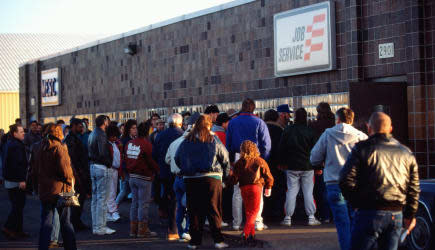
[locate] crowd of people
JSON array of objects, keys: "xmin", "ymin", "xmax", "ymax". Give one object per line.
[{"xmin": 0, "ymin": 97, "xmax": 420, "ymax": 250}]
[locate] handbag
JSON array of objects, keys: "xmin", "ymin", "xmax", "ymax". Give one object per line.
[{"xmin": 57, "ymin": 179, "xmax": 80, "ymax": 208}]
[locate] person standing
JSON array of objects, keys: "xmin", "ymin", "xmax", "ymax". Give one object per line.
[
  {"xmin": 1, "ymin": 124, "xmax": 29, "ymax": 240},
  {"xmin": 310, "ymin": 102, "xmax": 335, "ymax": 223},
  {"xmin": 175, "ymin": 114, "xmax": 230, "ymax": 249},
  {"xmin": 310, "ymin": 108, "xmax": 367, "ymax": 250},
  {"xmin": 125, "ymin": 122, "xmax": 159, "ymax": 237},
  {"xmin": 24, "ymin": 120, "xmax": 42, "ymax": 150},
  {"xmin": 34, "ymin": 124, "xmax": 77, "ymax": 250},
  {"xmin": 226, "ymin": 98, "xmax": 271, "ymax": 231},
  {"xmin": 88, "ymin": 115, "xmax": 115, "ymax": 235},
  {"xmin": 278, "ymin": 108, "xmax": 321, "ymax": 227},
  {"xmin": 204, "ymin": 105, "xmax": 220, "ymax": 123},
  {"xmin": 227, "ymin": 140, "xmax": 273, "ymax": 246},
  {"xmin": 276, "ymin": 104, "xmax": 292, "ymax": 128},
  {"xmin": 152, "ymin": 113, "xmax": 184, "ymax": 240},
  {"xmin": 339, "ymin": 112, "xmax": 420, "ymax": 250},
  {"xmin": 211, "ymin": 113, "xmax": 231, "ymax": 145},
  {"xmin": 150, "ymin": 119, "xmax": 165, "ymax": 145},
  {"xmin": 106, "ymin": 124, "xmax": 122, "ymax": 222},
  {"xmin": 262, "ymin": 109, "xmax": 286, "ymax": 222},
  {"xmin": 116, "ymin": 119, "xmax": 137, "ymax": 205},
  {"xmin": 64, "ymin": 118, "xmax": 91, "ymax": 231}
]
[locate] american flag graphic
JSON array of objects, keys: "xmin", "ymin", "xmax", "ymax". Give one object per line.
[{"xmin": 304, "ymin": 13, "xmax": 326, "ymax": 61}]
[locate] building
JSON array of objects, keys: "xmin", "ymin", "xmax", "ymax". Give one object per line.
[
  {"xmin": 0, "ymin": 33, "xmax": 104, "ymax": 131},
  {"xmin": 19, "ymin": 0, "xmax": 435, "ymax": 178}
]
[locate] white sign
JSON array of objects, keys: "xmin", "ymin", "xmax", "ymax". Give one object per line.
[
  {"xmin": 41, "ymin": 68, "xmax": 61, "ymax": 107},
  {"xmin": 274, "ymin": 1, "xmax": 336, "ymax": 77},
  {"xmin": 379, "ymin": 43, "xmax": 394, "ymax": 59}
]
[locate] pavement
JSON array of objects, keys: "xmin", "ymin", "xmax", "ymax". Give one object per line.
[{"xmin": 0, "ymin": 186, "xmax": 340, "ymax": 250}]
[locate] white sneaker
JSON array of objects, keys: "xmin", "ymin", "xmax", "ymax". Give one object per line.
[
  {"xmin": 187, "ymin": 245, "xmax": 198, "ymax": 249},
  {"xmin": 106, "ymin": 213, "xmax": 114, "ymax": 222},
  {"xmin": 221, "ymin": 222, "xmax": 229, "ymax": 227},
  {"xmin": 93, "ymin": 227, "xmax": 116, "ymax": 235},
  {"xmin": 232, "ymin": 225, "xmax": 240, "ymax": 231},
  {"xmin": 112, "ymin": 212, "xmax": 121, "ymax": 221},
  {"xmin": 214, "ymin": 242, "xmax": 229, "ymax": 249},
  {"xmin": 255, "ymin": 222, "xmax": 268, "ymax": 231},
  {"xmin": 308, "ymin": 217, "xmax": 321, "ymax": 226},
  {"xmin": 281, "ymin": 219, "xmax": 292, "ymax": 227},
  {"xmin": 182, "ymin": 233, "xmax": 191, "ymax": 241}
]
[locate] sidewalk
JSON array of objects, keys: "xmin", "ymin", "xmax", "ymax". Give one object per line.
[{"xmin": 0, "ymin": 186, "xmax": 339, "ymax": 249}]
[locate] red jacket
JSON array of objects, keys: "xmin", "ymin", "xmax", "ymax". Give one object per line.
[{"xmin": 125, "ymin": 137, "xmax": 159, "ymax": 181}]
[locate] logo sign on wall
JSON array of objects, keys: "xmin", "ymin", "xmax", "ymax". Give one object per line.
[
  {"xmin": 41, "ymin": 68, "xmax": 61, "ymax": 107},
  {"xmin": 274, "ymin": 1, "xmax": 336, "ymax": 77}
]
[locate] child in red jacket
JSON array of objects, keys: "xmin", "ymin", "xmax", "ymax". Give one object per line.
[{"xmin": 228, "ymin": 140, "xmax": 274, "ymax": 245}]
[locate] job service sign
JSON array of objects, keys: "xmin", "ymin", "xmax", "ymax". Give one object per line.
[
  {"xmin": 41, "ymin": 68, "xmax": 61, "ymax": 107},
  {"xmin": 274, "ymin": 1, "xmax": 336, "ymax": 77}
]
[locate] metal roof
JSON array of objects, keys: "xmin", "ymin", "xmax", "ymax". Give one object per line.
[{"xmin": 0, "ymin": 33, "xmax": 105, "ymax": 92}]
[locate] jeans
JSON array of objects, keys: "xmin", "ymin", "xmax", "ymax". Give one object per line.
[
  {"xmin": 39, "ymin": 202, "xmax": 76, "ymax": 250},
  {"xmin": 71, "ymin": 194, "xmax": 86, "ymax": 228},
  {"xmin": 107, "ymin": 168, "xmax": 119, "ymax": 214},
  {"xmin": 314, "ymin": 173, "xmax": 330, "ymax": 221},
  {"xmin": 4, "ymin": 187, "xmax": 26, "ymax": 232},
  {"xmin": 284, "ymin": 170, "xmax": 316, "ymax": 219},
  {"xmin": 326, "ymin": 184, "xmax": 353, "ymax": 250},
  {"xmin": 185, "ymin": 177, "xmax": 224, "ymax": 246},
  {"xmin": 116, "ymin": 170, "xmax": 130, "ymax": 204},
  {"xmin": 90, "ymin": 164, "xmax": 109, "ymax": 231},
  {"xmin": 174, "ymin": 176, "xmax": 189, "ymax": 237},
  {"xmin": 50, "ymin": 209, "xmax": 60, "ymax": 243},
  {"xmin": 129, "ymin": 177, "xmax": 152, "ymax": 222},
  {"xmin": 351, "ymin": 210, "xmax": 403, "ymax": 250}
]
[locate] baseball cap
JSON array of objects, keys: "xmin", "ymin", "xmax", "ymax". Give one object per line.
[{"xmin": 277, "ymin": 104, "xmax": 293, "ymax": 113}]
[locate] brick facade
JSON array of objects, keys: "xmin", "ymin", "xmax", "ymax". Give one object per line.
[{"xmin": 19, "ymin": 0, "xmax": 435, "ymax": 177}]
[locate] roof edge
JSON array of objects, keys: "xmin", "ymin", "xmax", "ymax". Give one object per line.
[{"xmin": 19, "ymin": 0, "xmax": 255, "ymax": 67}]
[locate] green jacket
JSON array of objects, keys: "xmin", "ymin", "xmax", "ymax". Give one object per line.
[{"xmin": 278, "ymin": 123, "xmax": 317, "ymax": 171}]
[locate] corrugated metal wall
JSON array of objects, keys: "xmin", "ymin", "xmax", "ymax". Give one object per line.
[{"xmin": 0, "ymin": 92, "xmax": 19, "ymax": 131}]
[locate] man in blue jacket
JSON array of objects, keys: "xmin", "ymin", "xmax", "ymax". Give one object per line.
[
  {"xmin": 152, "ymin": 113, "xmax": 184, "ymax": 241},
  {"xmin": 226, "ymin": 98, "xmax": 271, "ymax": 231},
  {"xmin": 1, "ymin": 124, "xmax": 29, "ymax": 240}
]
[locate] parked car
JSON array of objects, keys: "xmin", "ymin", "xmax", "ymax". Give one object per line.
[{"xmin": 404, "ymin": 179, "xmax": 435, "ymax": 250}]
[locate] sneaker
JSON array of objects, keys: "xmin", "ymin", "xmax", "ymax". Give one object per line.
[
  {"xmin": 182, "ymin": 233, "xmax": 192, "ymax": 241},
  {"xmin": 215, "ymin": 242, "xmax": 229, "ymax": 249},
  {"xmin": 187, "ymin": 245, "xmax": 198, "ymax": 249},
  {"xmin": 168, "ymin": 233, "xmax": 180, "ymax": 241},
  {"xmin": 308, "ymin": 217, "xmax": 321, "ymax": 226},
  {"xmin": 280, "ymin": 219, "xmax": 292, "ymax": 227},
  {"xmin": 221, "ymin": 221, "xmax": 229, "ymax": 227},
  {"xmin": 93, "ymin": 227, "xmax": 116, "ymax": 235},
  {"xmin": 255, "ymin": 222, "xmax": 268, "ymax": 231},
  {"xmin": 232, "ymin": 225, "xmax": 240, "ymax": 231},
  {"xmin": 112, "ymin": 212, "xmax": 121, "ymax": 221},
  {"xmin": 106, "ymin": 213, "xmax": 114, "ymax": 222}
]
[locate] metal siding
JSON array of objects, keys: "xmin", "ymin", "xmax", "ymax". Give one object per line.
[{"xmin": 0, "ymin": 92, "xmax": 19, "ymax": 131}]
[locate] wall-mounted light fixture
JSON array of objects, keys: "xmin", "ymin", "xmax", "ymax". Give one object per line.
[{"xmin": 124, "ymin": 43, "xmax": 137, "ymax": 55}]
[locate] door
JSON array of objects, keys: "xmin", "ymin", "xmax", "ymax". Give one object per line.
[{"xmin": 349, "ymin": 82, "xmax": 408, "ymax": 145}]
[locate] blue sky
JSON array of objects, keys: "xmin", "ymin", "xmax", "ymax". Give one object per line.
[{"xmin": 0, "ymin": 0, "xmax": 234, "ymax": 35}]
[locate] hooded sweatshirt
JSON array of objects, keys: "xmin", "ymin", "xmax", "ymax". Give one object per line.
[{"xmin": 310, "ymin": 123, "xmax": 367, "ymax": 183}]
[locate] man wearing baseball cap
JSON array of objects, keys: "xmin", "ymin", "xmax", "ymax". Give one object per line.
[{"xmin": 276, "ymin": 104, "xmax": 292, "ymax": 128}]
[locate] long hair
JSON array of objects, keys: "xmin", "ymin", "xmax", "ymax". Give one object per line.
[
  {"xmin": 240, "ymin": 140, "xmax": 260, "ymax": 161},
  {"xmin": 185, "ymin": 114, "xmax": 214, "ymax": 143},
  {"xmin": 123, "ymin": 119, "xmax": 137, "ymax": 138},
  {"xmin": 45, "ymin": 123, "xmax": 64, "ymax": 141}
]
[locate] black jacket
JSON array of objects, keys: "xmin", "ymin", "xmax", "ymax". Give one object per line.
[
  {"xmin": 3, "ymin": 137, "xmax": 28, "ymax": 182},
  {"xmin": 278, "ymin": 123, "xmax": 317, "ymax": 171},
  {"xmin": 339, "ymin": 133, "xmax": 420, "ymax": 219},
  {"xmin": 88, "ymin": 127, "xmax": 112, "ymax": 167},
  {"xmin": 266, "ymin": 122, "xmax": 284, "ymax": 168},
  {"xmin": 64, "ymin": 132, "xmax": 91, "ymax": 195}
]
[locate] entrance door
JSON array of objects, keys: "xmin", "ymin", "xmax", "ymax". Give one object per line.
[{"xmin": 349, "ymin": 82, "xmax": 408, "ymax": 145}]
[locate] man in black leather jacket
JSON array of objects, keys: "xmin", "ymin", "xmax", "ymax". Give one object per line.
[
  {"xmin": 88, "ymin": 115, "xmax": 115, "ymax": 235},
  {"xmin": 339, "ymin": 112, "xmax": 420, "ymax": 250}
]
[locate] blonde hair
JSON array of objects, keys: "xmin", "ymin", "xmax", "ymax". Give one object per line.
[{"xmin": 240, "ymin": 140, "xmax": 260, "ymax": 160}]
